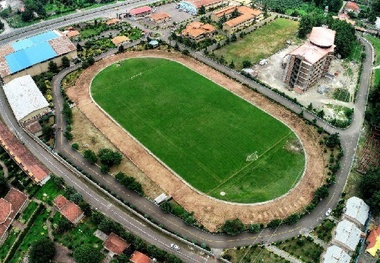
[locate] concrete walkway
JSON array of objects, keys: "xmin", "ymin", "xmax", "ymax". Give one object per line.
[
  {"xmin": 306, "ymin": 233, "xmax": 328, "ymax": 249},
  {"xmin": 0, "ymin": 160, "xmax": 8, "ymax": 178},
  {"xmin": 265, "ymin": 245, "xmax": 303, "ymax": 263}
]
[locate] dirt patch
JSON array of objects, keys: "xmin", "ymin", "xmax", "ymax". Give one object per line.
[
  {"xmin": 255, "ymin": 44, "xmax": 357, "ymax": 119},
  {"xmin": 67, "ymin": 50, "xmax": 326, "ymax": 231},
  {"xmin": 70, "ymin": 107, "xmax": 163, "ymax": 200}
]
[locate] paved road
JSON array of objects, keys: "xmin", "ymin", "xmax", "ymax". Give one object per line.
[{"xmin": 0, "ymin": 0, "xmax": 373, "ymax": 255}]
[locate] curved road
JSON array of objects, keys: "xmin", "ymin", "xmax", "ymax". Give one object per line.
[{"xmin": 0, "ymin": 1, "xmax": 373, "ymax": 256}]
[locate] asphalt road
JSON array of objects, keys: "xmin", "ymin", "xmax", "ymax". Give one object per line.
[{"xmin": 0, "ymin": 1, "xmax": 374, "ymax": 258}]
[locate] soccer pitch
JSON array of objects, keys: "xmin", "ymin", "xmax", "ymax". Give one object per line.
[{"xmin": 91, "ymin": 58, "xmax": 305, "ymax": 203}]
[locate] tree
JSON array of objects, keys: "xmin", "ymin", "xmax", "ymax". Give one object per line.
[
  {"xmin": 21, "ymin": 9, "xmax": 34, "ymax": 22},
  {"xmin": 61, "ymin": 56, "xmax": 70, "ymax": 68},
  {"xmin": 48, "ymin": 61, "xmax": 59, "ymax": 73},
  {"xmin": 83, "ymin": 149, "xmax": 98, "ymax": 164},
  {"xmin": 267, "ymin": 219, "xmax": 282, "ymax": 228},
  {"xmin": 73, "ymin": 244, "xmax": 102, "ymax": 263},
  {"xmin": 0, "ymin": 174, "xmax": 8, "ymax": 197},
  {"xmin": 97, "ymin": 148, "xmax": 122, "ymax": 167},
  {"xmin": 76, "ymin": 43, "xmax": 83, "ymax": 51},
  {"xmin": 222, "ymin": 218, "xmax": 245, "ymax": 235},
  {"xmin": 198, "ymin": 5, "xmax": 206, "ymax": 15},
  {"xmin": 366, "ymin": 83, "xmax": 380, "ymax": 127},
  {"xmin": 284, "ymin": 214, "xmax": 300, "ymax": 225},
  {"xmin": 231, "ymin": 8, "xmax": 239, "ymax": 19},
  {"xmin": 315, "ymin": 185, "xmax": 329, "ymax": 200},
  {"xmin": 247, "ymin": 223, "xmax": 261, "ymax": 233},
  {"xmin": 325, "ymin": 133, "xmax": 340, "ymax": 148},
  {"xmin": 51, "ymin": 174, "xmax": 65, "ymax": 189},
  {"xmin": 229, "ymin": 60, "xmax": 235, "ymax": 69},
  {"xmin": 242, "ymin": 60, "xmax": 252, "ymax": 68},
  {"xmin": 359, "ymin": 168, "xmax": 380, "ymax": 214},
  {"xmin": 29, "ymin": 238, "xmax": 56, "ymax": 263},
  {"xmin": 42, "ymin": 125, "xmax": 54, "ymax": 141},
  {"xmin": 118, "ymin": 45, "xmax": 124, "ymax": 53},
  {"xmin": 72, "ymin": 143, "xmax": 79, "ymax": 150}
]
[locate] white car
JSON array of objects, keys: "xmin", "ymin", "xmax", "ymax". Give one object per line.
[
  {"xmin": 170, "ymin": 243, "xmax": 180, "ymax": 250},
  {"xmin": 325, "ymin": 208, "xmax": 332, "ymax": 216}
]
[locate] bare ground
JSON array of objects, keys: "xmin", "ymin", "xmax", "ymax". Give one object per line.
[
  {"xmin": 67, "ymin": 50, "xmax": 326, "ymax": 231},
  {"xmin": 71, "ymin": 107, "xmax": 163, "ymax": 200}
]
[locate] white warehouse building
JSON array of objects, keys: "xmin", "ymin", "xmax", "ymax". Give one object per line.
[{"xmin": 3, "ymin": 75, "xmax": 50, "ymax": 124}]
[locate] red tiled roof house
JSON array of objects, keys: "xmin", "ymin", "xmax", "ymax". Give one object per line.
[
  {"xmin": 0, "ymin": 188, "xmax": 28, "ymax": 244},
  {"xmin": 130, "ymin": 251, "xmax": 151, "ymax": 263},
  {"xmin": 53, "ymin": 195, "xmax": 84, "ymax": 225},
  {"xmin": 103, "ymin": 232, "xmax": 130, "ymax": 257}
]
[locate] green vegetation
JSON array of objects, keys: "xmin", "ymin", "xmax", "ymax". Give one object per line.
[
  {"xmin": 34, "ymin": 179, "xmax": 65, "ymax": 204},
  {"xmin": 74, "ymin": 244, "xmax": 103, "ymax": 263},
  {"xmin": 223, "ymin": 245, "xmax": 290, "ymax": 263},
  {"xmin": 359, "ymin": 168, "xmax": 380, "ymax": 214},
  {"xmin": 7, "ymin": 206, "xmax": 50, "ymax": 263},
  {"xmin": 366, "ymin": 35, "xmax": 380, "ymax": 65},
  {"xmin": 21, "ymin": 201, "xmax": 38, "ymax": 222},
  {"xmin": 312, "ymin": 219, "xmax": 335, "ymax": 243},
  {"xmin": 0, "ymin": 229, "xmax": 19, "ymax": 261},
  {"xmin": 333, "ymin": 88, "xmax": 350, "ymax": 102},
  {"xmin": 52, "ymin": 214, "xmax": 102, "ymax": 250},
  {"xmin": 29, "ymin": 238, "xmax": 56, "ymax": 263},
  {"xmin": 276, "ymin": 236, "xmax": 323, "ymax": 263},
  {"xmin": 92, "ymin": 58, "xmax": 305, "ymax": 203},
  {"xmin": 214, "ymin": 18, "xmax": 299, "ymax": 69}
]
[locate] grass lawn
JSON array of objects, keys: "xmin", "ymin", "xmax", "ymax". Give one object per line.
[
  {"xmin": 7, "ymin": 207, "xmax": 50, "ymax": 263},
  {"xmin": 91, "ymin": 58, "xmax": 305, "ymax": 203},
  {"xmin": 312, "ymin": 219, "xmax": 335, "ymax": 243},
  {"xmin": 366, "ymin": 35, "xmax": 380, "ymax": 66},
  {"xmin": 374, "ymin": 69, "xmax": 380, "ymax": 87},
  {"xmin": 276, "ymin": 236, "xmax": 323, "ymax": 263},
  {"xmin": 20, "ymin": 201, "xmax": 38, "ymax": 223},
  {"xmin": 52, "ymin": 214, "xmax": 102, "ymax": 250},
  {"xmin": 34, "ymin": 179, "xmax": 65, "ymax": 205},
  {"xmin": 0, "ymin": 228, "xmax": 19, "ymax": 261},
  {"xmin": 223, "ymin": 245, "xmax": 290, "ymax": 263},
  {"xmin": 214, "ymin": 18, "xmax": 299, "ymax": 69}
]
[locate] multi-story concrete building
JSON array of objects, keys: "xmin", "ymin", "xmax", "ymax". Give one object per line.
[
  {"xmin": 178, "ymin": 0, "xmax": 225, "ymax": 15},
  {"xmin": 282, "ymin": 27, "xmax": 336, "ymax": 93}
]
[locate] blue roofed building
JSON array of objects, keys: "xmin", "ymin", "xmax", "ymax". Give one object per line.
[{"xmin": 0, "ymin": 30, "xmax": 77, "ymax": 83}]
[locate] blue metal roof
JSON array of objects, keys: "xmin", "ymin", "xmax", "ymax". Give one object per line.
[
  {"xmin": 12, "ymin": 31, "xmax": 59, "ymax": 51},
  {"xmin": 6, "ymin": 42, "xmax": 57, "ymax": 74}
]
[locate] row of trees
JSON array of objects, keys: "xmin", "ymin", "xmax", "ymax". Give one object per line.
[{"xmin": 83, "ymin": 148, "xmax": 122, "ymax": 173}]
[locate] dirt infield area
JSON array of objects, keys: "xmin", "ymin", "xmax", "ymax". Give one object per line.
[{"xmin": 67, "ymin": 50, "xmax": 325, "ymax": 231}]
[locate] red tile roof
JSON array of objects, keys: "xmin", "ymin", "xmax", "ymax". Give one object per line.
[
  {"xmin": 188, "ymin": 0, "xmax": 223, "ymax": 8},
  {"xmin": 129, "ymin": 6, "xmax": 152, "ymax": 16},
  {"xmin": 0, "ymin": 188, "xmax": 28, "ymax": 240},
  {"xmin": 130, "ymin": 251, "xmax": 151, "ymax": 263},
  {"xmin": 0, "ymin": 120, "xmax": 50, "ymax": 184},
  {"xmin": 0, "ymin": 198, "xmax": 11, "ymax": 224},
  {"xmin": 367, "ymin": 225, "xmax": 380, "ymax": 250},
  {"xmin": 54, "ymin": 195, "xmax": 83, "ymax": 224},
  {"xmin": 103, "ymin": 233, "xmax": 130, "ymax": 255},
  {"xmin": 53, "ymin": 195, "xmax": 69, "ymax": 210},
  {"xmin": 346, "ymin": 1, "xmax": 359, "ymax": 11}
]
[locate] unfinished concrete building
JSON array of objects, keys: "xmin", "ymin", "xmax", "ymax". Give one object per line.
[{"xmin": 283, "ymin": 27, "xmax": 336, "ymax": 93}]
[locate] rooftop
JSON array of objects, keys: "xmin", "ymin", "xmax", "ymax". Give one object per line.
[
  {"xmin": 289, "ymin": 42, "xmax": 334, "ymax": 64},
  {"xmin": 150, "ymin": 12, "xmax": 171, "ymax": 21},
  {"xmin": 0, "ymin": 198, "xmax": 11, "ymax": 224},
  {"xmin": 3, "ymin": 75, "xmax": 49, "ymax": 122},
  {"xmin": 344, "ymin": 196, "xmax": 369, "ymax": 226},
  {"xmin": 323, "ymin": 245, "xmax": 351, "ymax": 263},
  {"xmin": 111, "ymin": 36, "xmax": 130, "ymax": 46},
  {"xmin": 334, "ymin": 220, "xmax": 362, "ymax": 251},
  {"xmin": 0, "ymin": 121, "xmax": 50, "ymax": 184},
  {"xmin": 103, "ymin": 232, "xmax": 130, "ymax": 255},
  {"xmin": 0, "ymin": 31, "xmax": 76, "ymax": 77},
  {"xmin": 129, "ymin": 6, "xmax": 152, "ymax": 15},
  {"xmin": 366, "ymin": 225, "xmax": 380, "ymax": 256},
  {"xmin": 54, "ymin": 195, "xmax": 84, "ymax": 224},
  {"xmin": 223, "ymin": 6, "xmax": 262, "ymax": 28},
  {"xmin": 185, "ymin": 0, "xmax": 223, "ymax": 8},
  {"xmin": 345, "ymin": 1, "xmax": 359, "ymax": 11},
  {"xmin": 309, "ymin": 27, "xmax": 336, "ymax": 48},
  {"xmin": 182, "ymin": 22, "xmax": 216, "ymax": 38},
  {"xmin": 0, "ymin": 188, "xmax": 28, "ymax": 240},
  {"xmin": 106, "ymin": 18, "xmax": 120, "ymax": 26},
  {"xmin": 130, "ymin": 251, "xmax": 151, "ymax": 263}
]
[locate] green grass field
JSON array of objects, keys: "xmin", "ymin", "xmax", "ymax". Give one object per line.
[
  {"xmin": 91, "ymin": 58, "xmax": 305, "ymax": 203},
  {"xmin": 214, "ymin": 18, "xmax": 299, "ymax": 69}
]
